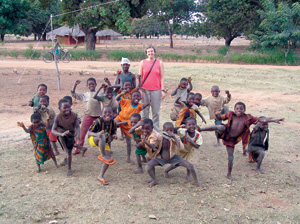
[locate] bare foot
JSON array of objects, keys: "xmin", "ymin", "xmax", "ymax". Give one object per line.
[
  {"xmin": 256, "ymin": 168, "xmax": 264, "ymax": 174},
  {"xmin": 119, "ymin": 136, "xmax": 124, "ymax": 141},
  {"xmin": 227, "ymin": 174, "xmax": 234, "ymax": 181},
  {"xmin": 133, "ymin": 168, "xmax": 143, "ymax": 174},
  {"xmin": 214, "ymin": 142, "xmax": 221, "ymax": 147},
  {"xmin": 67, "ymin": 169, "xmax": 72, "ymax": 176},
  {"xmin": 60, "ymin": 158, "xmax": 67, "ymax": 166},
  {"xmin": 187, "ymin": 174, "xmax": 193, "ymax": 182},
  {"xmin": 164, "ymin": 172, "xmax": 170, "ymax": 178},
  {"xmin": 81, "ymin": 147, "xmax": 88, "ymax": 157},
  {"xmin": 148, "ymin": 181, "xmax": 158, "ymax": 187},
  {"xmin": 126, "ymin": 159, "xmax": 135, "ymax": 165},
  {"xmin": 36, "ymin": 165, "xmax": 41, "ymax": 173},
  {"xmin": 145, "ymin": 178, "xmax": 152, "ymax": 183},
  {"xmin": 195, "ymin": 181, "xmax": 204, "ymax": 188}
]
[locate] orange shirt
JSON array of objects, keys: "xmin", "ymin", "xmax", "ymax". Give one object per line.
[
  {"xmin": 118, "ymin": 88, "xmax": 138, "ymax": 100},
  {"xmin": 117, "ymin": 98, "xmax": 144, "ymax": 121}
]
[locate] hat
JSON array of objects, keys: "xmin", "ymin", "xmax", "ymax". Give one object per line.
[{"xmin": 121, "ymin": 57, "xmax": 130, "ymax": 65}]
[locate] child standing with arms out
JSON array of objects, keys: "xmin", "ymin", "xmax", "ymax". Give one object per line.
[
  {"xmin": 87, "ymin": 106, "xmax": 118, "ymax": 185},
  {"xmin": 199, "ymin": 102, "xmax": 284, "ymax": 180},
  {"xmin": 115, "ymin": 89, "xmax": 149, "ymax": 164},
  {"xmin": 146, "ymin": 122, "xmax": 203, "ymax": 188},
  {"xmin": 71, "ymin": 78, "xmax": 100, "ymax": 155},
  {"xmin": 128, "ymin": 113, "xmax": 148, "ymax": 174},
  {"xmin": 165, "ymin": 117, "xmax": 203, "ymax": 181},
  {"xmin": 28, "ymin": 84, "xmax": 47, "ymax": 112},
  {"xmin": 52, "ymin": 99, "xmax": 81, "ymax": 176},
  {"xmin": 35, "ymin": 95, "xmax": 59, "ymax": 155},
  {"xmin": 170, "ymin": 77, "xmax": 193, "ymax": 121},
  {"xmin": 201, "ymin": 85, "xmax": 231, "ymax": 147},
  {"xmin": 17, "ymin": 113, "xmax": 58, "ymax": 172},
  {"xmin": 175, "ymin": 93, "xmax": 206, "ymax": 127}
]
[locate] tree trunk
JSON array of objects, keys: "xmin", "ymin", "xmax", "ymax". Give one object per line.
[
  {"xmin": 85, "ymin": 32, "xmax": 96, "ymax": 50},
  {"xmin": 168, "ymin": 23, "xmax": 173, "ymax": 48},
  {"xmin": 225, "ymin": 36, "xmax": 235, "ymax": 47},
  {"xmin": 42, "ymin": 33, "xmax": 46, "ymax": 41},
  {"xmin": 1, "ymin": 34, "xmax": 5, "ymax": 42},
  {"xmin": 34, "ymin": 34, "xmax": 37, "ymax": 41},
  {"xmin": 144, "ymin": 34, "xmax": 147, "ymax": 39}
]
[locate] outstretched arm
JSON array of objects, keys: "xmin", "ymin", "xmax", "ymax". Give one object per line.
[
  {"xmin": 128, "ymin": 121, "xmax": 143, "ymax": 134},
  {"xmin": 258, "ymin": 117, "xmax": 284, "ymax": 124},
  {"xmin": 17, "ymin": 122, "xmax": 30, "ymax": 133},
  {"xmin": 187, "ymin": 77, "xmax": 193, "ymax": 92},
  {"xmin": 196, "ymin": 110, "xmax": 206, "ymax": 124},
  {"xmin": 72, "ymin": 80, "xmax": 80, "ymax": 93},
  {"xmin": 170, "ymin": 85, "xmax": 180, "ymax": 96}
]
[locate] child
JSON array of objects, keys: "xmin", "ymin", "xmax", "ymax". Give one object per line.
[
  {"xmin": 165, "ymin": 117, "xmax": 203, "ymax": 181},
  {"xmin": 246, "ymin": 117, "xmax": 278, "ymax": 174},
  {"xmin": 28, "ymin": 83, "xmax": 47, "ymax": 112},
  {"xmin": 194, "ymin": 93, "xmax": 202, "ymax": 108},
  {"xmin": 129, "ymin": 119, "xmax": 162, "ymax": 164},
  {"xmin": 87, "ymin": 106, "xmax": 118, "ymax": 185},
  {"xmin": 93, "ymin": 85, "xmax": 118, "ymax": 116},
  {"xmin": 146, "ymin": 122, "xmax": 203, "ymax": 188},
  {"xmin": 128, "ymin": 113, "xmax": 148, "ymax": 174},
  {"xmin": 170, "ymin": 77, "xmax": 193, "ymax": 121},
  {"xmin": 52, "ymin": 99, "xmax": 81, "ymax": 176},
  {"xmin": 17, "ymin": 113, "xmax": 58, "ymax": 172},
  {"xmin": 35, "ymin": 95, "xmax": 59, "ymax": 155},
  {"xmin": 199, "ymin": 102, "xmax": 284, "ymax": 180},
  {"xmin": 115, "ymin": 88, "xmax": 149, "ymax": 164},
  {"xmin": 201, "ymin": 85, "xmax": 231, "ymax": 147},
  {"xmin": 71, "ymin": 78, "xmax": 101, "ymax": 155},
  {"xmin": 175, "ymin": 93, "xmax": 206, "ymax": 127},
  {"xmin": 114, "ymin": 57, "xmax": 136, "ymax": 90}
]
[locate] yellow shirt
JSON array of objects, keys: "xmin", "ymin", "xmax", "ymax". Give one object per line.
[{"xmin": 202, "ymin": 95, "xmax": 231, "ymax": 119}]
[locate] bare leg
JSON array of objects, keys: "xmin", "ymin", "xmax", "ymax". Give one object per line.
[
  {"xmin": 214, "ymin": 134, "xmax": 221, "ymax": 147},
  {"xmin": 51, "ymin": 141, "xmax": 60, "ymax": 155},
  {"xmin": 187, "ymin": 169, "xmax": 192, "ymax": 182},
  {"xmin": 256, "ymin": 150, "xmax": 265, "ymax": 174},
  {"xmin": 133, "ymin": 153, "xmax": 143, "ymax": 174},
  {"xmin": 142, "ymin": 155, "xmax": 147, "ymax": 163},
  {"xmin": 51, "ymin": 155, "xmax": 58, "ymax": 168},
  {"xmin": 179, "ymin": 160, "xmax": 203, "ymax": 187},
  {"xmin": 67, "ymin": 150, "xmax": 72, "ymax": 176},
  {"xmin": 226, "ymin": 146, "xmax": 234, "ymax": 181},
  {"xmin": 119, "ymin": 130, "xmax": 124, "ymax": 141},
  {"xmin": 58, "ymin": 137, "xmax": 68, "ymax": 166},
  {"xmin": 98, "ymin": 163, "xmax": 109, "ymax": 180},
  {"xmin": 200, "ymin": 125, "xmax": 226, "ymax": 132},
  {"xmin": 164, "ymin": 165, "xmax": 177, "ymax": 178},
  {"xmin": 145, "ymin": 159, "xmax": 160, "ymax": 187},
  {"xmin": 125, "ymin": 135, "xmax": 135, "ymax": 165},
  {"xmin": 36, "ymin": 163, "xmax": 41, "ymax": 172}
]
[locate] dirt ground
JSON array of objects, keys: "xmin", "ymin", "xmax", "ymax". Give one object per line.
[{"xmin": 0, "ymin": 39, "xmax": 300, "ymax": 223}]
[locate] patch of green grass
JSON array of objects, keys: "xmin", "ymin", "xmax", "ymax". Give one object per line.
[
  {"xmin": 106, "ymin": 50, "xmax": 145, "ymax": 61},
  {"xmin": 68, "ymin": 50, "xmax": 102, "ymax": 61},
  {"xmin": 0, "ymin": 50, "xmax": 8, "ymax": 56},
  {"xmin": 22, "ymin": 49, "xmax": 41, "ymax": 59},
  {"xmin": 206, "ymin": 49, "xmax": 213, "ymax": 54},
  {"xmin": 200, "ymin": 54, "xmax": 224, "ymax": 62},
  {"xmin": 196, "ymin": 49, "xmax": 202, "ymax": 55},
  {"xmin": 10, "ymin": 50, "xmax": 19, "ymax": 58}
]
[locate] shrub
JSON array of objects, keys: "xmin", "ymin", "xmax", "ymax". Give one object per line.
[
  {"xmin": 106, "ymin": 50, "xmax": 145, "ymax": 61},
  {"xmin": 10, "ymin": 50, "xmax": 19, "ymax": 58},
  {"xmin": 218, "ymin": 46, "xmax": 229, "ymax": 56},
  {"xmin": 22, "ymin": 49, "xmax": 41, "ymax": 59},
  {"xmin": 200, "ymin": 54, "xmax": 224, "ymax": 62},
  {"xmin": 158, "ymin": 53, "xmax": 181, "ymax": 62},
  {"xmin": 68, "ymin": 50, "xmax": 102, "ymax": 61}
]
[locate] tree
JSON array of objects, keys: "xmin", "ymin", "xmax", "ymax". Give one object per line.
[
  {"xmin": 150, "ymin": 0, "xmax": 197, "ymax": 48},
  {"xmin": 202, "ymin": 0, "xmax": 261, "ymax": 46},
  {"xmin": 0, "ymin": 0, "xmax": 31, "ymax": 42},
  {"xmin": 130, "ymin": 17, "xmax": 167, "ymax": 38},
  {"xmin": 250, "ymin": 0, "xmax": 300, "ymax": 64}
]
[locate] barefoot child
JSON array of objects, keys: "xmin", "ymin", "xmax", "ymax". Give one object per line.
[
  {"xmin": 17, "ymin": 113, "xmax": 58, "ymax": 172},
  {"xmin": 128, "ymin": 113, "xmax": 148, "ymax": 174},
  {"xmin": 52, "ymin": 99, "xmax": 81, "ymax": 176},
  {"xmin": 35, "ymin": 95, "xmax": 59, "ymax": 155},
  {"xmin": 175, "ymin": 93, "xmax": 206, "ymax": 126},
  {"xmin": 201, "ymin": 85, "xmax": 231, "ymax": 147},
  {"xmin": 170, "ymin": 77, "xmax": 193, "ymax": 121},
  {"xmin": 71, "ymin": 78, "xmax": 100, "ymax": 154},
  {"xmin": 115, "ymin": 88, "xmax": 149, "ymax": 164},
  {"xmin": 87, "ymin": 106, "xmax": 118, "ymax": 185},
  {"xmin": 28, "ymin": 84, "xmax": 47, "ymax": 112},
  {"xmin": 165, "ymin": 117, "xmax": 203, "ymax": 181},
  {"xmin": 199, "ymin": 102, "xmax": 284, "ymax": 180},
  {"xmin": 146, "ymin": 122, "xmax": 203, "ymax": 188}
]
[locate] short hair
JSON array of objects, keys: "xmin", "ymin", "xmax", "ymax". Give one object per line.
[
  {"xmin": 187, "ymin": 92, "xmax": 195, "ymax": 99},
  {"xmin": 31, "ymin": 113, "xmax": 41, "ymax": 121},
  {"xmin": 145, "ymin": 45, "xmax": 156, "ymax": 53},
  {"xmin": 195, "ymin": 93, "xmax": 202, "ymax": 98},
  {"xmin": 37, "ymin": 83, "xmax": 47, "ymax": 90},
  {"xmin": 180, "ymin": 78, "xmax": 188, "ymax": 82},
  {"xmin": 143, "ymin": 118, "xmax": 153, "ymax": 127},
  {"xmin": 131, "ymin": 113, "xmax": 141, "ymax": 120},
  {"xmin": 40, "ymin": 95, "xmax": 49, "ymax": 101},
  {"xmin": 186, "ymin": 117, "xmax": 197, "ymax": 124},
  {"xmin": 211, "ymin": 85, "xmax": 220, "ymax": 91},
  {"xmin": 58, "ymin": 99, "xmax": 70, "ymax": 108},
  {"xmin": 131, "ymin": 90, "xmax": 141, "ymax": 97},
  {"xmin": 234, "ymin": 102, "xmax": 246, "ymax": 111},
  {"xmin": 106, "ymin": 87, "xmax": 114, "ymax": 93},
  {"xmin": 123, "ymin": 80, "xmax": 132, "ymax": 86},
  {"xmin": 102, "ymin": 105, "xmax": 113, "ymax": 113},
  {"xmin": 63, "ymin": 96, "xmax": 72, "ymax": 104},
  {"xmin": 87, "ymin": 77, "xmax": 96, "ymax": 84},
  {"xmin": 163, "ymin": 122, "xmax": 174, "ymax": 129}
]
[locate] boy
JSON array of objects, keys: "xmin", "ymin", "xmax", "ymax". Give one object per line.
[
  {"xmin": 194, "ymin": 93, "xmax": 202, "ymax": 108},
  {"xmin": 199, "ymin": 102, "xmax": 284, "ymax": 180},
  {"xmin": 128, "ymin": 113, "xmax": 148, "ymax": 174},
  {"xmin": 114, "ymin": 57, "xmax": 136, "ymax": 90},
  {"xmin": 130, "ymin": 119, "xmax": 162, "ymax": 166},
  {"xmin": 87, "ymin": 106, "xmax": 118, "ymax": 185},
  {"xmin": 201, "ymin": 85, "xmax": 231, "ymax": 147},
  {"xmin": 52, "ymin": 99, "xmax": 81, "ymax": 176},
  {"xmin": 146, "ymin": 122, "xmax": 203, "ymax": 188},
  {"xmin": 71, "ymin": 78, "xmax": 100, "ymax": 155},
  {"xmin": 28, "ymin": 83, "xmax": 47, "ymax": 112},
  {"xmin": 165, "ymin": 117, "xmax": 203, "ymax": 181},
  {"xmin": 175, "ymin": 93, "xmax": 206, "ymax": 127},
  {"xmin": 93, "ymin": 85, "xmax": 118, "ymax": 116},
  {"xmin": 35, "ymin": 95, "xmax": 59, "ymax": 155},
  {"xmin": 170, "ymin": 77, "xmax": 193, "ymax": 121},
  {"xmin": 115, "ymin": 88, "xmax": 149, "ymax": 164}
]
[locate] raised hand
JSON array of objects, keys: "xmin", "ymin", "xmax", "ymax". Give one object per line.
[
  {"xmin": 275, "ymin": 118, "xmax": 284, "ymax": 124},
  {"xmin": 187, "ymin": 77, "xmax": 192, "ymax": 83},
  {"xmin": 17, "ymin": 122, "xmax": 25, "ymax": 128},
  {"xmin": 75, "ymin": 80, "xmax": 81, "ymax": 85},
  {"xmin": 104, "ymin": 77, "xmax": 110, "ymax": 83},
  {"xmin": 225, "ymin": 90, "xmax": 230, "ymax": 95}
]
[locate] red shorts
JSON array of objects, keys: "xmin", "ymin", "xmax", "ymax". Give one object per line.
[{"xmin": 46, "ymin": 129, "xmax": 57, "ymax": 142}]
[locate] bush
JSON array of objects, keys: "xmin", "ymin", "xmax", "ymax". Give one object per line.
[
  {"xmin": 106, "ymin": 50, "xmax": 145, "ymax": 61},
  {"xmin": 68, "ymin": 50, "xmax": 102, "ymax": 61},
  {"xmin": 22, "ymin": 49, "xmax": 41, "ymax": 59},
  {"xmin": 218, "ymin": 46, "xmax": 229, "ymax": 56},
  {"xmin": 200, "ymin": 54, "xmax": 224, "ymax": 62},
  {"xmin": 158, "ymin": 53, "xmax": 181, "ymax": 61},
  {"xmin": 10, "ymin": 50, "xmax": 19, "ymax": 58},
  {"xmin": 0, "ymin": 50, "xmax": 8, "ymax": 56}
]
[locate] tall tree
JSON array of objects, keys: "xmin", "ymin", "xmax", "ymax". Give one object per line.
[
  {"xmin": 202, "ymin": 0, "xmax": 260, "ymax": 46},
  {"xmin": 130, "ymin": 17, "xmax": 167, "ymax": 38},
  {"xmin": 250, "ymin": 0, "xmax": 300, "ymax": 64},
  {"xmin": 150, "ymin": 0, "xmax": 196, "ymax": 48}
]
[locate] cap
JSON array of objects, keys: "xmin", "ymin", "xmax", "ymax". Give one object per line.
[{"xmin": 121, "ymin": 57, "xmax": 130, "ymax": 65}]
